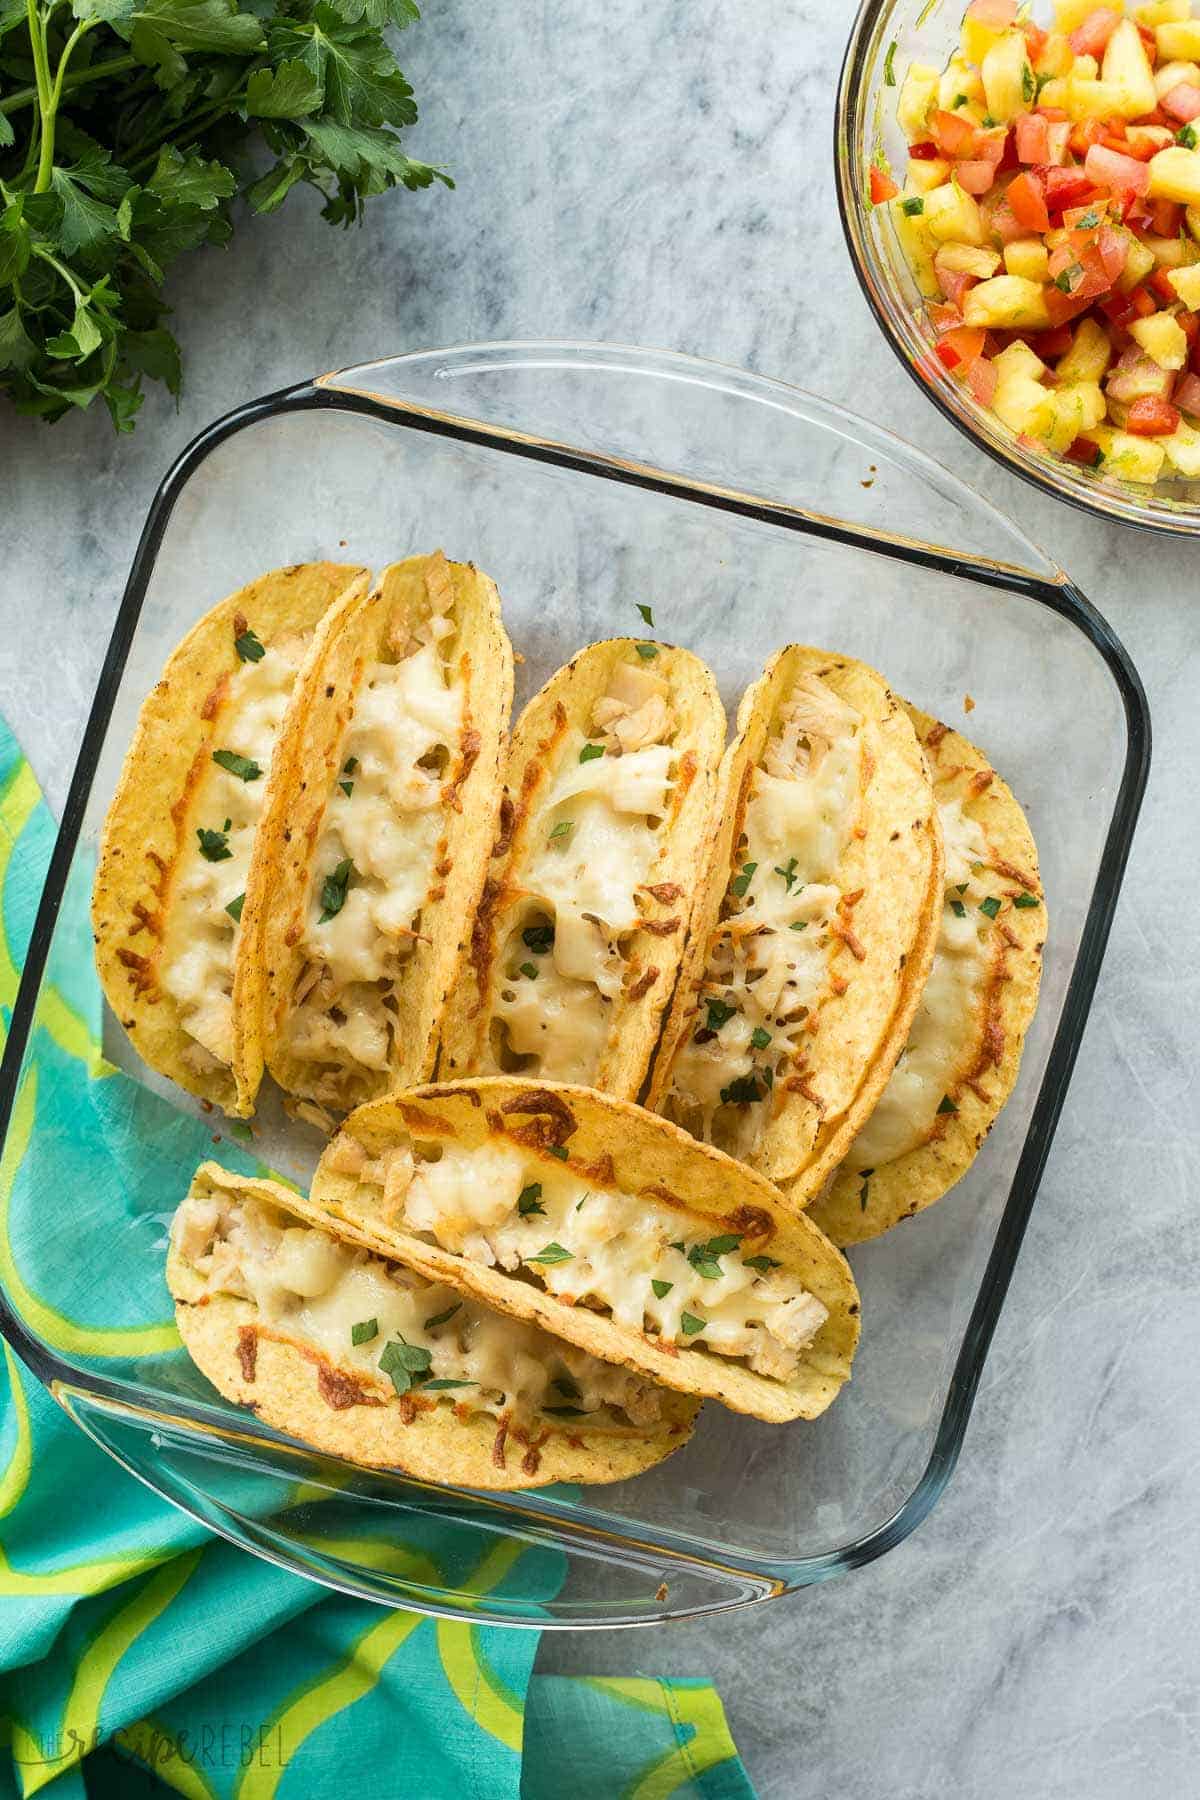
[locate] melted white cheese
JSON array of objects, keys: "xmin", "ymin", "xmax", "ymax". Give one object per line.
[
  {"xmin": 162, "ymin": 634, "xmax": 309, "ymax": 1071},
  {"xmin": 177, "ymin": 1189, "xmax": 664, "ymax": 1429},
  {"xmin": 391, "ymin": 1139, "xmax": 828, "ymax": 1382}
]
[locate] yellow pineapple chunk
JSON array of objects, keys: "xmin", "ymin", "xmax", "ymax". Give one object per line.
[
  {"xmin": 963, "ymin": 275, "xmax": 1053, "ymax": 330},
  {"xmin": 962, "ymin": 13, "xmax": 1009, "ymax": 65},
  {"xmin": 898, "ymin": 64, "xmax": 940, "ymax": 140},
  {"xmin": 1038, "ymin": 75, "xmax": 1070, "ymax": 110},
  {"xmin": 1130, "ymin": 311, "xmax": 1189, "ymax": 368},
  {"xmin": 993, "ymin": 376, "xmax": 1055, "ymax": 440},
  {"xmin": 924, "ymin": 181, "xmax": 987, "ymax": 247},
  {"xmin": 1135, "ymin": 1, "xmax": 1190, "ymax": 25},
  {"xmin": 907, "ymin": 156, "xmax": 952, "ymax": 193},
  {"xmin": 891, "ymin": 199, "xmax": 940, "ymax": 298},
  {"xmin": 1148, "ymin": 145, "xmax": 1200, "ymax": 204},
  {"xmin": 982, "ymin": 30, "xmax": 1035, "ymax": 123},
  {"xmin": 1091, "ymin": 425, "xmax": 1167, "ymax": 481},
  {"xmin": 1168, "ymin": 262, "xmax": 1200, "ymax": 306},
  {"xmin": 994, "ymin": 341, "xmax": 1048, "ymax": 383},
  {"xmin": 1047, "ymin": 384, "xmax": 1107, "ymax": 451},
  {"xmin": 1035, "ymin": 32, "xmax": 1076, "ymax": 78},
  {"xmin": 1119, "ymin": 234, "xmax": 1158, "ymax": 289},
  {"xmin": 1103, "ymin": 19, "xmax": 1159, "ymax": 116},
  {"xmin": 1054, "ymin": 0, "xmax": 1122, "ymax": 32},
  {"xmin": 1154, "ymin": 58, "xmax": 1200, "ymax": 98},
  {"xmin": 1188, "ymin": 204, "xmax": 1200, "ymax": 241},
  {"xmin": 1004, "ymin": 238, "xmax": 1051, "ymax": 282},
  {"xmin": 1058, "ymin": 318, "xmax": 1115, "ymax": 383},
  {"xmin": 1142, "ymin": 231, "xmax": 1189, "ymax": 267},
  {"xmin": 938, "ymin": 56, "xmax": 984, "ymax": 112},
  {"xmin": 1162, "ymin": 418, "xmax": 1200, "ymax": 473},
  {"xmin": 1064, "ymin": 74, "xmax": 1130, "ymax": 119},
  {"xmin": 936, "ymin": 243, "xmax": 1002, "ymax": 277},
  {"xmin": 1156, "ymin": 21, "xmax": 1200, "ymax": 59}
]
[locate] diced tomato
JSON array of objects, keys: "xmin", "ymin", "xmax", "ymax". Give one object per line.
[
  {"xmin": 929, "ymin": 302, "xmax": 964, "ymax": 333},
  {"xmin": 1044, "ymin": 285, "xmax": 1101, "ymax": 327},
  {"xmin": 936, "ymin": 266, "xmax": 979, "ymax": 307},
  {"xmin": 1162, "ymin": 83, "xmax": 1200, "ymax": 124},
  {"xmin": 870, "ymin": 165, "xmax": 899, "ymax": 205},
  {"xmin": 956, "ymin": 159, "xmax": 997, "ymax": 194},
  {"xmin": 1044, "ymin": 165, "xmax": 1098, "ymax": 211},
  {"xmin": 908, "ymin": 140, "xmax": 941, "ymax": 160},
  {"xmin": 1149, "ymin": 198, "xmax": 1183, "ymax": 237},
  {"xmin": 986, "ymin": 196, "xmax": 1028, "ymax": 243},
  {"xmin": 1047, "ymin": 242, "xmax": 1111, "ymax": 299},
  {"xmin": 1008, "ymin": 170, "xmax": 1050, "ymax": 232},
  {"xmin": 1150, "ymin": 268, "xmax": 1181, "ymax": 303},
  {"xmin": 1085, "ymin": 143, "xmax": 1153, "ymax": 196},
  {"xmin": 1178, "ymin": 310, "xmax": 1199, "ymax": 346},
  {"xmin": 1137, "ymin": 22, "xmax": 1158, "ymax": 59},
  {"xmin": 1022, "ymin": 20, "xmax": 1048, "ymax": 58},
  {"xmin": 1045, "ymin": 121, "xmax": 1072, "ymax": 165},
  {"xmin": 1069, "ymin": 118, "xmax": 1106, "ymax": 159},
  {"xmin": 966, "ymin": 0, "xmax": 1016, "ymax": 23},
  {"xmin": 1100, "ymin": 291, "xmax": 1137, "ymax": 330},
  {"xmin": 1129, "ymin": 284, "xmax": 1158, "ymax": 318},
  {"xmin": 1097, "ymin": 225, "xmax": 1129, "ymax": 283},
  {"xmin": 975, "ymin": 125, "xmax": 1013, "ymax": 167},
  {"xmin": 1033, "ymin": 325, "xmax": 1075, "ymax": 360},
  {"xmin": 939, "ymin": 326, "xmax": 987, "ymax": 368},
  {"xmin": 966, "ymin": 355, "xmax": 999, "ymax": 406},
  {"xmin": 931, "ymin": 109, "xmax": 978, "ymax": 158},
  {"xmin": 1038, "ymin": 106, "xmax": 1069, "ymax": 123},
  {"xmin": 1175, "ymin": 372, "xmax": 1200, "ymax": 417},
  {"xmin": 1126, "ymin": 396, "xmax": 1181, "ymax": 436},
  {"xmin": 1069, "ymin": 10, "xmax": 1120, "ymax": 58},
  {"xmin": 1191, "ymin": 335, "xmax": 1200, "ymax": 375},
  {"xmin": 1016, "ymin": 114, "xmax": 1050, "ymax": 165},
  {"xmin": 1065, "ymin": 436, "xmax": 1103, "ymax": 465}
]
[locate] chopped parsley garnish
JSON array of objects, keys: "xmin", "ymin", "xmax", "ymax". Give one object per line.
[
  {"xmin": 1180, "ymin": 124, "xmax": 1198, "ymax": 150},
  {"xmin": 553, "ymin": 1373, "xmax": 582, "ymax": 1399},
  {"xmin": 351, "ymin": 1318, "xmax": 379, "ymax": 1346},
  {"xmin": 228, "ymin": 1121, "xmax": 253, "ymax": 1142},
  {"xmin": 751, "ymin": 1026, "xmax": 772, "ymax": 1051},
  {"xmin": 636, "ymin": 603, "xmax": 655, "ymax": 626},
  {"xmin": 953, "ymin": 92, "xmax": 968, "ymax": 108},
  {"xmin": 687, "ymin": 1232, "xmax": 742, "ymax": 1279},
  {"xmin": 1077, "ymin": 210, "xmax": 1101, "ymax": 230},
  {"xmin": 1092, "ymin": 447, "xmax": 1105, "ymax": 469},
  {"xmin": 743, "ymin": 1254, "xmax": 781, "ymax": 1274},
  {"xmin": 981, "ymin": 113, "xmax": 996, "ymax": 128},
  {"xmin": 575, "ymin": 1191, "xmax": 590, "ymax": 1211},
  {"xmin": 705, "ymin": 997, "xmax": 737, "ymax": 1031},
  {"xmin": 522, "ymin": 923, "xmax": 555, "ymax": 953},
  {"xmin": 339, "ymin": 781, "xmax": 354, "ymax": 798},
  {"xmin": 669, "ymin": 1240, "xmax": 686, "ymax": 1254},
  {"xmin": 519, "ymin": 961, "xmax": 539, "ymax": 981},
  {"xmin": 225, "ymin": 893, "xmax": 245, "ymax": 923},
  {"xmin": 549, "ymin": 1145, "xmax": 569, "ymax": 1160},
  {"xmin": 422, "ymin": 1302, "xmax": 461, "ymax": 1331},
  {"xmin": 579, "ymin": 742, "xmax": 605, "ymax": 763},
  {"xmin": 234, "ymin": 628, "xmax": 265, "ymax": 663},
  {"xmin": 635, "ymin": 643, "xmax": 658, "ymax": 660},
  {"xmin": 197, "ymin": 822, "xmax": 232, "ymax": 863},
  {"xmin": 548, "ymin": 819, "xmax": 573, "ymax": 842},
  {"xmin": 937, "ymin": 1094, "xmax": 959, "ymax": 1116},
  {"xmin": 949, "ymin": 898, "xmax": 966, "ymax": 920},
  {"xmin": 212, "ymin": 748, "xmax": 261, "ymax": 782},
  {"xmin": 680, "ymin": 1312, "xmax": 706, "ymax": 1337},
  {"xmin": 1055, "ymin": 263, "xmax": 1083, "ymax": 294},
  {"xmin": 379, "ymin": 1337, "xmax": 433, "ymax": 1395},
  {"xmin": 1021, "ymin": 62, "xmax": 1035, "ymax": 102},
  {"xmin": 955, "ymin": 881, "xmax": 968, "ymax": 896},
  {"xmin": 319, "ymin": 857, "xmax": 355, "ymax": 923},
  {"xmin": 884, "ymin": 38, "xmax": 897, "ymax": 85},
  {"xmin": 423, "ymin": 1379, "xmax": 476, "ymax": 1391},
  {"xmin": 720, "ymin": 1073, "xmax": 763, "ymax": 1105},
  {"xmin": 979, "ymin": 896, "xmax": 1002, "ymax": 919},
  {"xmin": 651, "ymin": 1279, "xmax": 673, "ymax": 1299},
  {"xmin": 730, "ymin": 861, "xmax": 757, "ymax": 898},
  {"xmin": 706, "ymin": 1233, "xmax": 741, "ymax": 1255},
  {"xmin": 1013, "ymin": 893, "xmax": 1040, "ymax": 909},
  {"xmin": 790, "ymin": 919, "xmax": 809, "ymax": 932},
  {"xmin": 343, "ymin": 757, "xmax": 359, "ymax": 775},
  {"xmin": 526, "ymin": 1242, "xmax": 573, "ymax": 1265},
  {"xmin": 901, "ymin": 195, "xmax": 925, "ymax": 216},
  {"xmin": 517, "ymin": 1182, "xmax": 546, "ymax": 1216},
  {"xmin": 774, "ymin": 856, "xmax": 799, "ymax": 892}
]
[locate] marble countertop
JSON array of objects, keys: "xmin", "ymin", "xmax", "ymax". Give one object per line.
[{"xmin": 2, "ymin": 2, "xmax": 1195, "ymax": 1795}]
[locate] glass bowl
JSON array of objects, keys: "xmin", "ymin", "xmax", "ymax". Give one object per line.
[
  {"xmin": 837, "ymin": 0, "xmax": 1200, "ymax": 537},
  {"xmin": 0, "ymin": 343, "xmax": 1149, "ymax": 1627}
]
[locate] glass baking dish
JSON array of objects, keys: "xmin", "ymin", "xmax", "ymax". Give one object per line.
[{"xmin": 0, "ymin": 343, "xmax": 1149, "ymax": 1628}]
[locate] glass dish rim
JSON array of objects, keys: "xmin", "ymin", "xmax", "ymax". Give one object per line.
[
  {"xmin": 0, "ymin": 341, "xmax": 1152, "ymax": 1626},
  {"xmin": 836, "ymin": 0, "xmax": 1200, "ymax": 539}
]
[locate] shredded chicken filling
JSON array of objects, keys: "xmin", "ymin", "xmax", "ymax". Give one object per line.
[
  {"xmin": 325, "ymin": 1134, "xmax": 829, "ymax": 1384},
  {"xmin": 175, "ymin": 1187, "xmax": 666, "ymax": 1430},
  {"xmin": 663, "ymin": 673, "xmax": 863, "ymax": 1157}
]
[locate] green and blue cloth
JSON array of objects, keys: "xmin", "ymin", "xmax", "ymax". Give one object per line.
[{"xmin": 0, "ymin": 718, "xmax": 757, "ymax": 1799}]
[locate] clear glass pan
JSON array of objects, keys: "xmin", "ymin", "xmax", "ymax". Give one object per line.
[
  {"xmin": 0, "ymin": 344, "xmax": 1150, "ymax": 1628},
  {"xmin": 838, "ymin": 0, "xmax": 1200, "ymax": 536}
]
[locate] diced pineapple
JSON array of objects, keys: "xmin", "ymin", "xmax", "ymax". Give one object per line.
[
  {"xmin": 1035, "ymin": 32, "xmax": 1076, "ymax": 78},
  {"xmin": 924, "ymin": 181, "xmax": 987, "ymax": 246},
  {"xmin": 1091, "ymin": 425, "xmax": 1167, "ymax": 481},
  {"xmin": 898, "ymin": 64, "xmax": 941, "ymax": 140},
  {"xmin": 1119, "ymin": 234, "xmax": 1159, "ymax": 289},
  {"xmin": 982, "ymin": 30, "xmax": 1035, "ymax": 123},
  {"xmin": 1054, "ymin": 0, "xmax": 1122, "ymax": 32},
  {"xmin": 1103, "ymin": 19, "xmax": 1160, "ymax": 117},
  {"xmin": 937, "ymin": 56, "xmax": 985, "ymax": 112},
  {"xmin": 1073, "ymin": 54, "xmax": 1100, "ymax": 79},
  {"xmin": 1156, "ymin": 21, "xmax": 1200, "ymax": 59},
  {"xmin": 1135, "ymin": 1, "xmax": 1190, "ymax": 26},
  {"xmin": 963, "ymin": 274, "xmax": 1053, "ymax": 329},
  {"xmin": 962, "ymin": 13, "xmax": 1009, "ymax": 66},
  {"xmin": 1057, "ymin": 317, "xmax": 1115, "ymax": 383},
  {"xmin": 1154, "ymin": 58, "xmax": 1200, "ymax": 99},
  {"xmin": 907, "ymin": 155, "xmax": 953, "ymax": 193},
  {"xmin": 994, "ymin": 341, "xmax": 1049, "ymax": 382},
  {"xmin": 1130, "ymin": 311, "xmax": 1190, "ymax": 367},
  {"xmin": 1047, "ymin": 384, "xmax": 1107, "ymax": 451},
  {"xmin": 993, "ymin": 375, "xmax": 1056, "ymax": 439},
  {"xmin": 1004, "ymin": 238, "xmax": 1052, "ymax": 281},
  {"xmin": 891, "ymin": 199, "xmax": 941, "ymax": 298},
  {"xmin": 1188, "ymin": 204, "xmax": 1200, "ymax": 241},
  {"xmin": 1162, "ymin": 417, "xmax": 1200, "ymax": 474},
  {"xmin": 1073, "ymin": 382, "xmax": 1110, "ymax": 429},
  {"xmin": 1168, "ymin": 262, "xmax": 1200, "ymax": 305},
  {"xmin": 1148, "ymin": 145, "xmax": 1200, "ymax": 203},
  {"xmin": 1142, "ymin": 231, "xmax": 1189, "ymax": 267},
  {"xmin": 1127, "ymin": 124, "xmax": 1177, "ymax": 154},
  {"xmin": 935, "ymin": 243, "xmax": 1002, "ymax": 277},
  {"xmin": 1038, "ymin": 75, "xmax": 1070, "ymax": 109},
  {"xmin": 1065, "ymin": 74, "xmax": 1130, "ymax": 119}
]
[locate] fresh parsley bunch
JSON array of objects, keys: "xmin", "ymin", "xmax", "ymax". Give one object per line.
[{"xmin": 0, "ymin": 0, "xmax": 449, "ymax": 429}]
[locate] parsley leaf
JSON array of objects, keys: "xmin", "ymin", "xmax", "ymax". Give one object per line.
[
  {"xmin": 548, "ymin": 819, "xmax": 573, "ymax": 842},
  {"xmin": 235, "ymin": 628, "xmax": 265, "ymax": 663},
  {"xmin": 636, "ymin": 603, "xmax": 654, "ymax": 625},
  {"xmin": 526, "ymin": 1242, "xmax": 572, "ymax": 1265},
  {"xmin": 519, "ymin": 961, "xmax": 539, "ymax": 981},
  {"xmin": 548, "ymin": 1145, "xmax": 569, "ymax": 1161},
  {"xmin": 1013, "ymin": 892, "xmax": 1040, "ymax": 909},
  {"xmin": 720, "ymin": 1074, "xmax": 763, "ymax": 1105},
  {"xmin": 319, "ymin": 857, "xmax": 354, "ymax": 922},
  {"xmin": 225, "ymin": 892, "xmax": 245, "ymax": 922},
  {"xmin": 680, "ymin": 1312, "xmax": 706, "ymax": 1336},
  {"xmin": 212, "ymin": 748, "xmax": 261, "ymax": 782},
  {"xmin": 750, "ymin": 1026, "xmax": 771, "ymax": 1051},
  {"xmin": 704, "ymin": 997, "xmax": 736, "ymax": 1031},
  {"xmin": 730, "ymin": 861, "xmax": 757, "ymax": 898},
  {"xmin": 743, "ymin": 1254, "xmax": 781, "ymax": 1274},
  {"xmin": 422, "ymin": 1302, "xmax": 461, "ymax": 1331},
  {"xmin": 522, "ymin": 923, "xmax": 554, "ymax": 953},
  {"xmin": 579, "ymin": 742, "xmax": 605, "ymax": 763},
  {"xmin": 351, "ymin": 1318, "xmax": 378, "ymax": 1346},
  {"xmin": 196, "ymin": 823, "xmax": 231, "ymax": 862},
  {"xmin": 635, "ymin": 643, "xmax": 658, "ymax": 660},
  {"xmin": 979, "ymin": 895, "xmax": 1002, "ymax": 919},
  {"xmin": 517, "ymin": 1182, "xmax": 545, "ymax": 1216},
  {"xmin": 937, "ymin": 1094, "xmax": 959, "ymax": 1115},
  {"xmin": 423, "ymin": 1378, "xmax": 475, "ymax": 1391},
  {"xmin": 651, "ymin": 1278, "xmax": 673, "ymax": 1299}
]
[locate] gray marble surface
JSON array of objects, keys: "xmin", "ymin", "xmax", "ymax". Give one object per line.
[{"xmin": 2, "ymin": 2, "xmax": 1196, "ymax": 1796}]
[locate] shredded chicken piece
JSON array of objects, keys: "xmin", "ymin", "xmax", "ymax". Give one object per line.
[
  {"xmin": 177, "ymin": 1195, "xmax": 219, "ymax": 1262},
  {"xmin": 588, "ymin": 660, "xmax": 674, "ymax": 753},
  {"xmin": 323, "ymin": 1132, "xmax": 368, "ymax": 1176},
  {"xmin": 283, "ymin": 1096, "xmax": 339, "ymax": 1136},
  {"xmin": 763, "ymin": 674, "xmax": 859, "ymax": 779},
  {"xmin": 381, "ymin": 1145, "xmax": 415, "ymax": 1213}
]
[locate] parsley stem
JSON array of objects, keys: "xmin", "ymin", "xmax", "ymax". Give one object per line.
[
  {"xmin": 34, "ymin": 16, "xmax": 98, "ymax": 192},
  {"xmin": 27, "ymin": 0, "xmax": 54, "ymax": 192},
  {"xmin": 128, "ymin": 91, "xmax": 248, "ymax": 177},
  {"xmin": 0, "ymin": 52, "xmax": 141, "ymax": 116}
]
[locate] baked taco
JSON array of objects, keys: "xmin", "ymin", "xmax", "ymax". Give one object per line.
[
  {"xmin": 646, "ymin": 647, "xmax": 943, "ymax": 1203},
  {"xmin": 93, "ymin": 562, "xmax": 370, "ymax": 1117},
  {"xmin": 808, "ymin": 708, "xmax": 1044, "ymax": 1247},
  {"xmin": 258, "ymin": 552, "xmax": 514, "ymax": 1116},
  {"xmin": 307, "ymin": 1079, "xmax": 861, "ymax": 1425},
  {"xmin": 437, "ymin": 639, "xmax": 725, "ymax": 1098},
  {"xmin": 170, "ymin": 1162, "xmax": 697, "ymax": 1489}
]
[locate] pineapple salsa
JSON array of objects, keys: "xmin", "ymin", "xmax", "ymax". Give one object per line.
[{"xmin": 874, "ymin": 0, "xmax": 1200, "ymax": 484}]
